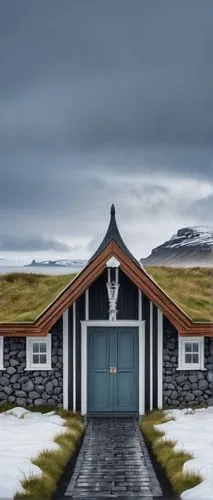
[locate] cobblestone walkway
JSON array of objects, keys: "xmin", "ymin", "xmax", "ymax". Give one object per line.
[{"xmin": 65, "ymin": 418, "xmax": 163, "ymax": 499}]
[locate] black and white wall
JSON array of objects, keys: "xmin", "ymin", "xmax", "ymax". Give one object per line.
[{"xmin": 64, "ymin": 267, "xmax": 163, "ymax": 415}]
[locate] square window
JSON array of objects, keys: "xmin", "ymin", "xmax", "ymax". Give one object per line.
[
  {"xmin": 26, "ymin": 335, "xmax": 52, "ymax": 371},
  {"xmin": 178, "ymin": 337, "xmax": 204, "ymax": 370}
]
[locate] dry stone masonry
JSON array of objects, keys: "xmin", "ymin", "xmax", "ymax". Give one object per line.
[
  {"xmin": 163, "ymin": 317, "xmax": 213, "ymax": 408},
  {"xmin": 0, "ymin": 319, "xmax": 63, "ymax": 408}
]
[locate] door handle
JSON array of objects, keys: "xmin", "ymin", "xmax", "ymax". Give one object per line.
[{"xmin": 110, "ymin": 367, "xmax": 117, "ymax": 374}]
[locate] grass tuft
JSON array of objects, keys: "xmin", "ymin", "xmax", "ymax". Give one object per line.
[
  {"xmin": 0, "ymin": 402, "xmax": 17, "ymax": 413},
  {"xmin": 15, "ymin": 471, "xmax": 56, "ymax": 500},
  {"xmin": 141, "ymin": 409, "xmax": 203, "ymax": 496},
  {"xmin": 13, "ymin": 408, "xmax": 84, "ymax": 500}
]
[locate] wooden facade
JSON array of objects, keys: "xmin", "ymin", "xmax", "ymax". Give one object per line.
[{"xmin": 65, "ymin": 268, "xmax": 163, "ymax": 415}]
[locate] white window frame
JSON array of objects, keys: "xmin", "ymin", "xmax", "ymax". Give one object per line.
[
  {"xmin": 177, "ymin": 336, "xmax": 205, "ymax": 371},
  {"xmin": 25, "ymin": 334, "xmax": 52, "ymax": 371},
  {"xmin": 0, "ymin": 337, "xmax": 4, "ymax": 370}
]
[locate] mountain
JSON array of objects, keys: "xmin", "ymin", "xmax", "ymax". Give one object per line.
[
  {"xmin": 141, "ymin": 226, "xmax": 213, "ymax": 266},
  {"xmin": 25, "ymin": 259, "xmax": 87, "ymax": 268}
]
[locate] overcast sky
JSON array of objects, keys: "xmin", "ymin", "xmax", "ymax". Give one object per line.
[{"xmin": 0, "ymin": 0, "xmax": 213, "ymax": 260}]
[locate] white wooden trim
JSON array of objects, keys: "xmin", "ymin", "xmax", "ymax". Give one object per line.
[
  {"xmin": 177, "ymin": 336, "xmax": 205, "ymax": 371},
  {"xmin": 157, "ymin": 309, "xmax": 163, "ymax": 408},
  {"xmin": 0, "ymin": 336, "xmax": 4, "ymax": 370},
  {"xmin": 138, "ymin": 289, "xmax": 142, "ymax": 321},
  {"xmin": 81, "ymin": 321, "xmax": 87, "ymax": 415},
  {"xmin": 63, "ymin": 310, "xmax": 69, "ymax": 409},
  {"xmin": 80, "ymin": 320, "xmax": 146, "ymax": 416},
  {"xmin": 139, "ymin": 322, "xmax": 145, "ymax": 415},
  {"xmin": 73, "ymin": 302, "xmax": 76, "ymax": 411},
  {"xmin": 85, "ymin": 289, "xmax": 89, "ymax": 321},
  {"xmin": 25, "ymin": 334, "xmax": 52, "ymax": 371},
  {"xmin": 150, "ymin": 302, "xmax": 153, "ymax": 411}
]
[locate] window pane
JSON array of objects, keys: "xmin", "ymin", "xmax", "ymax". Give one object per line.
[
  {"xmin": 40, "ymin": 354, "xmax": 46, "ymax": 364},
  {"xmin": 193, "ymin": 343, "xmax": 199, "ymax": 352},
  {"xmin": 185, "ymin": 353, "xmax": 192, "ymax": 363},
  {"xmin": 33, "ymin": 343, "xmax": 39, "ymax": 353},
  {"xmin": 185, "ymin": 343, "xmax": 192, "ymax": 353},
  {"xmin": 33, "ymin": 354, "xmax": 39, "ymax": 364},
  {"xmin": 193, "ymin": 354, "xmax": 199, "ymax": 363},
  {"xmin": 39, "ymin": 343, "xmax": 47, "ymax": 353}
]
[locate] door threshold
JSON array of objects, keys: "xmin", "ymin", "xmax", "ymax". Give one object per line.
[{"xmin": 87, "ymin": 412, "xmax": 138, "ymax": 418}]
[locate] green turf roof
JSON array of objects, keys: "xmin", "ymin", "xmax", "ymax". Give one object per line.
[
  {"xmin": 145, "ymin": 266, "xmax": 213, "ymax": 323},
  {"xmin": 0, "ymin": 273, "xmax": 76, "ymax": 323},
  {"xmin": 0, "ymin": 267, "xmax": 212, "ymax": 323}
]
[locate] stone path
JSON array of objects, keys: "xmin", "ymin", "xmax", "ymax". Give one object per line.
[{"xmin": 65, "ymin": 418, "xmax": 163, "ymax": 499}]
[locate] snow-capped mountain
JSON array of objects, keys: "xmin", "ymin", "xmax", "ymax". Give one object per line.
[{"xmin": 141, "ymin": 226, "xmax": 213, "ymax": 266}]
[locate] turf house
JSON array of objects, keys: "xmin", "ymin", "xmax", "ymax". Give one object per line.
[{"xmin": 0, "ymin": 205, "xmax": 212, "ymax": 416}]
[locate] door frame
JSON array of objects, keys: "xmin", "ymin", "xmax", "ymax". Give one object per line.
[{"xmin": 81, "ymin": 320, "xmax": 146, "ymax": 416}]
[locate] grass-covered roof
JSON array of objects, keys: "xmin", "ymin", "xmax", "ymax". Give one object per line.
[
  {"xmin": 0, "ymin": 267, "xmax": 212, "ymax": 323},
  {"xmin": 0, "ymin": 273, "xmax": 75, "ymax": 323},
  {"xmin": 145, "ymin": 266, "xmax": 213, "ymax": 323}
]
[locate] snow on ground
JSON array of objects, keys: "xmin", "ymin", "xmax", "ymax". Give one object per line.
[
  {"xmin": 156, "ymin": 406, "xmax": 213, "ymax": 500},
  {"xmin": 0, "ymin": 407, "xmax": 67, "ymax": 499}
]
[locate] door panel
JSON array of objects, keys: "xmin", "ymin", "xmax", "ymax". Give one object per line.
[
  {"xmin": 117, "ymin": 332, "xmax": 134, "ymax": 369},
  {"xmin": 87, "ymin": 327, "xmax": 138, "ymax": 413},
  {"xmin": 116, "ymin": 371, "xmax": 135, "ymax": 409},
  {"xmin": 115, "ymin": 330, "xmax": 138, "ymax": 411},
  {"xmin": 88, "ymin": 330, "xmax": 112, "ymax": 411},
  {"xmin": 93, "ymin": 333, "xmax": 108, "ymax": 370}
]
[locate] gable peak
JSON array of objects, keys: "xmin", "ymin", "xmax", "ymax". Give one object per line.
[{"xmin": 88, "ymin": 205, "xmax": 141, "ymax": 268}]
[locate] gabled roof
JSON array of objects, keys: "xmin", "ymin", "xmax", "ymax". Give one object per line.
[{"xmin": 0, "ymin": 206, "xmax": 212, "ymax": 337}]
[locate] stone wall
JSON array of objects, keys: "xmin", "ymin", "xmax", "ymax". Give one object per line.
[
  {"xmin": 0, "ymin": 318, "xmax": 63, "ymax": 408},
  {"xmin": 163, "ymin": 317, "xmax": 213, "ymax": 408}
]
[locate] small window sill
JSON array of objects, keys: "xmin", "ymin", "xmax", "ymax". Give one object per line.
[
  {"xmin": 176, "ymin": 367, "xmax": 207, "ymax": 371},
  {"xmin": 25, "ymin": 366, "xmax": 53, "ymax": 371},
  {"xmin": 0, "ymin": 367, "xmax": 5, "ymax": 371}
]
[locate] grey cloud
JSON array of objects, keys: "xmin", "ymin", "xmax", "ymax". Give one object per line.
[
  {"xmin": 0, "ymin": 1, "xmax": 213, "ymax": 256},
  {"xmin": 0, "ymin": 235, "xmax": 72, "ymax": 252}
]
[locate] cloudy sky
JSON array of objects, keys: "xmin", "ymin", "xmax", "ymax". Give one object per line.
[{"xmin": 0, "ymin": 0, "xmax": 213, "ymax": 261}]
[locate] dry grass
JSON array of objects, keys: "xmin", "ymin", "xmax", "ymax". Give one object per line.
[
  {"xmin": 145, "ymin": 266, "xmax": 213, "ymax": 322},
  {"xmin": 0, "ymin": 273, "xmax": 76, "ymax": 322},
  {"xmin": 0, "ymin": 266, "xmax": 212, "ymax": 323},
  {"xmin": 12, "ymin": 407, "xmax": 85, "ymax": 500},
  {"xmin": 141, "ymin": 409, "xmax": 203, "ymax": 496}
]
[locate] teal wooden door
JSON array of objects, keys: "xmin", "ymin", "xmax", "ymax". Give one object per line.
[{"xmin": 87, "ymin": 327, "xmax": 138, "ymax": 413}]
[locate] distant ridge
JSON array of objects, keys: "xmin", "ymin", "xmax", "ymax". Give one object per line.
[
  {"xmin": 141, "ymin": 226, "xmax": 213, "ymax": 267},
  {"xmin": 25, "ymin": 259, "xmax": 87, "ymax": 268}
]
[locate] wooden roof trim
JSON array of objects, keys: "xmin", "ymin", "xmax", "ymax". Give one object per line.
[
  {"xmin": 0, "ymin": 239, "xmax": 213, "ymax": 336},
  {"xmin": 35, "ymin": 242, "xmax": 114, "ymax": 331},
  {"xmin": 111, "ymin": 242, "xmax": 191, "ymax": 330}
]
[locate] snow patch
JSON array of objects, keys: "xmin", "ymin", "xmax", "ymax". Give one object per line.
[
  {"xmin": 0, "ymin": 407, "xmax": 67, "ymax": 498},
  {"xmin": 156, "ymin": 406, "xmax": 213, "ymax": 499}
]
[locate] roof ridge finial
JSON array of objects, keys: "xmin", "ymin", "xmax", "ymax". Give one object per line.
[{"xmin": 110, "ymin": 204, "xmax": 115, "ymax": 217}]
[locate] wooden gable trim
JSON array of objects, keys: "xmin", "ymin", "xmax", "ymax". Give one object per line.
[{"xmin": 0, "ymin": 239, "xmax": 213, "ymax": 336}]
